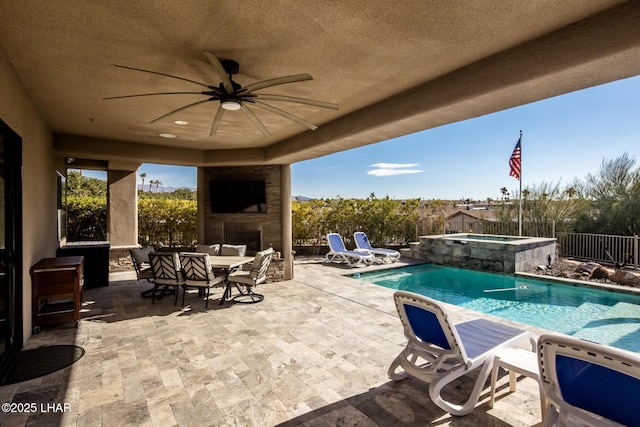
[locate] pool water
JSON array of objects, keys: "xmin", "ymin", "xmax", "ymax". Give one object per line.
[{"xmin": 356, "ymin": 264, "xmax": 640, "ymax": 353}]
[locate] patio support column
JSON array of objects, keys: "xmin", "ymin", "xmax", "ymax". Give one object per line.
[
  {"xmin": 197, "ymin": 167, "xmax": 206, "ymax": 244},
  {"xmin": 107, "ymin": 169, "xmax": 138, "ymax": 246},
  {"xmin": 281, "ymin": 164, "xmax": 293, "ymax": 279}
]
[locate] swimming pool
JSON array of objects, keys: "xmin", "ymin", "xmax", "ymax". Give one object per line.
[{"xmin": 356, "ymin": 264, "xmax": 640, "ymax": 352}]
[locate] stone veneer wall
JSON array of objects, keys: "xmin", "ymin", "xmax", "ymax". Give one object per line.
[
  {"xmin": 110, "ymin": 246, "xmax": 135, "ymax": 272},
  {"xmin": 418, "ymin": 234, "xmax": 557, "ymax": 273}
]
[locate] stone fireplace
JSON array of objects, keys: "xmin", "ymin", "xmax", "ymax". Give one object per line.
[{"xmin": 201, "ymin": 164, "xmax": 292, "ymax": 280}]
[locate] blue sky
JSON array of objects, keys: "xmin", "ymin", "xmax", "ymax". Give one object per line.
[{"xmin": 85, "ymin": 75, "xmax": 640, "ymax": 200}]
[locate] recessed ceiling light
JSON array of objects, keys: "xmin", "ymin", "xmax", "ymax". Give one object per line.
[
  {"xmin": 159, "ymin": 133, "xmax": 176, "ymax": 138},
  {"xmin": 174, "ymin": 120, "xmax": 188, "ymax": 126}
]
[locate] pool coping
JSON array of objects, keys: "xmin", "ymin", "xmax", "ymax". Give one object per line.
[{"xmin": 515, "ymin": 271, "xmax": 640, "ymax": 296}]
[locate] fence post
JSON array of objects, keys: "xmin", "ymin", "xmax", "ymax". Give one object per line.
[{"xmin": 635, "ymin": 235, "xmax": 639, "ymax": 268}]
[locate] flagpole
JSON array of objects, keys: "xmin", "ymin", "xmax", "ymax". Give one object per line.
[{"xmin": 518, "ymin": 130, "xmax": 523, "ymax": 236}]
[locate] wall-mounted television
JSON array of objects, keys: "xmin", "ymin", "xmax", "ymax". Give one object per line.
[{"xmin": 209, "ymin": 179, "xmax": 267, "ymax": 213}]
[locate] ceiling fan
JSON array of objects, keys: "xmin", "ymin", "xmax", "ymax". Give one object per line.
[{"xmin": 104, "ymin": 51, "xmax": 339, "ymax": 137}]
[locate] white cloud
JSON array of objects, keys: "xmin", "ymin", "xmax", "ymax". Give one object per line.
[
  {"xmin": 370, "ymin": 163, "xmax": 419, "ymax": 169},
  {"xmin": 368, "ymin": 163, "xmax": 422, "ymax": 176}
]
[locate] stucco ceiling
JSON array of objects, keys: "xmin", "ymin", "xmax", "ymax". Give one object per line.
[{"xmin": 1, "ymin": 1, "xmax": 639, "ymax": 168}]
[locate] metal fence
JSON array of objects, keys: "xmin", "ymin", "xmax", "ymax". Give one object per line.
[{"xmin": 556, "ymin": 232, "xmax": 639, "ymax": 268}]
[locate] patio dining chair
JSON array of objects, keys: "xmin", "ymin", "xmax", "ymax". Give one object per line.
[
  {"xmin": 195, "ymin": 243, "xmax": 221, "ymax": 256},
  {"xmin": 130, "ymin": 246, "xmax": 154, "ymax": 282},
  {"xmin": 388, "ymin": 291, "xmax": 535, "ymax": 416},
  {"xmin": 227, "ymin": 247, "xmax": 273, "ymax": 303},
  {"xmin": 538, "ymin": 334, "xmax": 640, "ymax": 427},
  {"xmin": 179, "ymin": 252, "xmax": 227, "ymax": 309},
  {"xmin": 148, "ymin": 252, "xmax": 184, "ymax": 305},
  {"xmin": 220, "ymin": 244, "xmax": 247, "ymax": 256},
  {"xmin": 131, "ymin": 246, "xmax": 161, "ymax": 298}
]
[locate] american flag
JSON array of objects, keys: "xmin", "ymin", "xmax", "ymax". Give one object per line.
[{"xmin": 509, "ymin": 136, "xmax": 521, "ymax": 180}]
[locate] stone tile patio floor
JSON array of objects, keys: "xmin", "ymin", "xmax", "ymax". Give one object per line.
[{"xmin": 1, "ymin": 257, "xmax": 547, "ymax": 426}]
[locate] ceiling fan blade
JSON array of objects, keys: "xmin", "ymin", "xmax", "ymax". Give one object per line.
[
  {"xmin": 254, "ymin": 94, "xmax": 338, "ymax": 110},
  {"xmin": 111, "ymin": 64, "xmax": 213, "ymax": 89},
  {"xmin": 241, "ymin": 105, "xmax": 271, "ymax": 137},
  {"xmin": 238, "ymin": 74, "xmax": 313, "ymax": 94},
  {"xmin": 150, "ymin": 98, "xmax": 214, "ymax": 123},
  {"xmin": 104, "ymin": 91, "xmax": 219, "ymax": 100},
  {"xmin": 203, "ymin": 51, "xmax": 234, "ymax": 93},
  {"xmin": 251, "ymin": 100, "xmax": 318, "ymax": 131},
  {"xmin": 209, "ymin": 106, "xmax": 225, "ymax": 136}
]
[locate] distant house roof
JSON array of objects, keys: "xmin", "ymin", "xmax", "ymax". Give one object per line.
[{"xmin": 446, "ymin": 209, "xmax": 497, "ymax": 221}]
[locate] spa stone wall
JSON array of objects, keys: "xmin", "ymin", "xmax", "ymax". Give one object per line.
[{"xmin": 418, "ymin": 234, "xmax": 556, "ymax": 273}]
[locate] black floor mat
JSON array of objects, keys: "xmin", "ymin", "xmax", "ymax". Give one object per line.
[{"xmin": 4, "ymin": 345, "xmax": 85, "ymax": 385}]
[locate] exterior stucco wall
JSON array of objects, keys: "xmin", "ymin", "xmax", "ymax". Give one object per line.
[{"xmin": 0, "ymin": 47, "xmax": 60, "ymax": 341}]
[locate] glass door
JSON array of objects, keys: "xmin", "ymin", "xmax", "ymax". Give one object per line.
[{"xmin": 0, "ymin": 119, "xmax": 22, "ymax": 382}]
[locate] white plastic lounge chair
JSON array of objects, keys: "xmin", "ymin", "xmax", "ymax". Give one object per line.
[
  {"xmin": 324, "ymin": 233, "xmax": 374, "ymax": 267},
  {"xmin": 388, "ymin": 291, "xmax": 535, "ymax": 416},
  {"xmin": 538, "ymin": 334, "xmax": 640, "ymax": 427},
  {"xmin": 353, "ymin": 231, "xmax": 401, "ymax": 263}
]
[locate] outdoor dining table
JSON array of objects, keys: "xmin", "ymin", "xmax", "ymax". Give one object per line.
[{"xmin": 208, "ymin": 255, "xmax": 255, "ymax": 304}]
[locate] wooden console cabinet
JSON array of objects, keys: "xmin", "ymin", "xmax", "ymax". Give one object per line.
[{"xmin": 30, "ymin": 256, "xmax": 84, "ymax": 333}]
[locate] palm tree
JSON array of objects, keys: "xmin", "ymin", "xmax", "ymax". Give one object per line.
[
  {"xmin": 140, "ymin": 172, "xmax": 146, "ymax": 192},
  {"xmin": 500, "ymin": 187, "xmax": 508, "ymax": 201},
  {"xmin": 154, "ymin": 180, "xmax": 162, "ymax": 192}
]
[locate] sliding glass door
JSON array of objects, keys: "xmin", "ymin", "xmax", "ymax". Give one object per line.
[{"xmin": 0, "ymin": 119, "xmax": 23, "ymax": 382}]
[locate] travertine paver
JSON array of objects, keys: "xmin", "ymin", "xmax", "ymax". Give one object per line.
[{"xmin": 0, "ymin": 257, "xmax": 545, "ymax": 426}]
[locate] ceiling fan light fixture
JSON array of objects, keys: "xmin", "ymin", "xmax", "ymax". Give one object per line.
[
  {"xmin": 221, "ymin": 99, "xmax": 242, "ymax": 111},
  {"xmin": 107, "ymin": 52, "xmax": 338, "ymax": 136}
]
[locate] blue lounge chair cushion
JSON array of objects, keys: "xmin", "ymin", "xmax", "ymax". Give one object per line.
[
  {"xmin": 404, "ymin": 304, "xmax": 451, "ymax": 350},
  {"xmin": 556, "ymin": 355, "xmax": 639, "ymax": 427}
]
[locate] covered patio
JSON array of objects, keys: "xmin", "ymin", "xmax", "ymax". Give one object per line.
[
  {"xmin": 2, "ymin": 1, "xmax": 640, "ymax": 422},
  {"xmin": 0, "ymin": 259, "xmax": 547, "ymax": 426}
]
